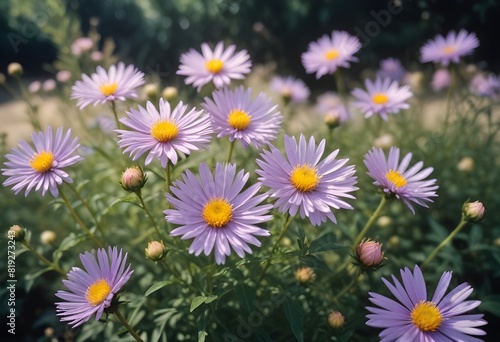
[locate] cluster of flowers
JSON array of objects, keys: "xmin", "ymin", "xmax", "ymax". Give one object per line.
[{"xmin": 1, "ymin": 27, "xmax": 489, "ymax": 340}]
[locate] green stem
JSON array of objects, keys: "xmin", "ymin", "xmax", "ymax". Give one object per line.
[
  {"xmin": 21, "ymin": 241, "xmax": 66, "ymax": 276},
  {"xmin": 14, "ymin": 76, "xmax": 41, "ymax": 130},
  {"xmin": 227, "ymin": 139, "xmax": 235, "ymax": 163},
  {"xmin": 161, "ymin": 259, "xmax": 199, "ymax": 293},
  {"xmin": 135, "ymin": 190, "xmax": 164, "ymax": 240},
  {"xmin": 332, "ymin": 270, "xmax": 361, "ymax": 304},
  {"xmin": 166, "ymin": 163, "xmax": 172, "ymax": 191},
  {"xmin": 114, "ymin": 308, "xmax": 144, "ymax": 342},
  {"xmin": 65, "ymin": 183, "xmax": 104, "ymax": 236},
  {"xmin": 60, "ymin": 188, "xmax": 103, "ymax": 247},
  {"xmin": 352, "ymin": 196, "xmax": 387, "ymax": 249},
  {"xmin": 421, "ymin": 219, "xmax": 468, "ymax": 268},
  {"xmin": 111, "ymin": 101, "xmax": 122, "ymax": 130},
  {"xmin": 207, "ymin": 254, "xmax": 215, "ymax": 295},
  {"xmin": 444, "ymin": 64, "xmax": 456, "ymax": 127},
  {"xmin": 334, "ymin": 69, "xmax": 345, "ymax": 101}
]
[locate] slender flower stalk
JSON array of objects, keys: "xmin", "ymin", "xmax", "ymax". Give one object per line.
[
  {"xmin": 65, "ymin": 182, "xmax": 104, "ymax": 236},
  {"xmin": 114, "ymin": 308, "xmax": 144, "ymax": 342},
  {"xmin": 332, "ymin": 269, "xmax": 361, "ymax": 304},
  {"xmin": 421, "ymin": 219, "xmax": 468, "ymax": 268},
  {"xmin": 21, "ymin": 240, "xmax": 66, "ymax": 276},
  {"xmin": 227, "ymin": 140, "xmax": 235, "ymax": 163},
  {"xmin": 352, "ymin": 196, "xmax": 387, "ymax": 249},
  {"xmin": 111, "ymin": 101, "xmax": 122, "ymax": 130},
  {"xmin": 135, "ymin": 190, "xmax": 164, "ymax": 240}
]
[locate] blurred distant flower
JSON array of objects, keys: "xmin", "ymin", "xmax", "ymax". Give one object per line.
[
  {"xmin": 202, "ymin": 85, "xmax": 282, "ymax": 149},
  {"xmin": 377, "ymin": 58, "xmax": 405, "ymax": 82},
  {"xmin": 28, "ymin": 81, "xmax": 41, "ymax": 93},
  {"xmin": 351, "ymin": 77, "xmax": 412, "ymax": 121},
  {"xmin": 295, "ymin": 266, "xmax": 316, "ymax": 284},
  {"xmin": 116, "ymin": 99, "xmax": 212, "ymax": 167},
  {"xmin": 421, "ymin": 30, "xmax": 479, "ymax": 66},
  {"xmin": 403, "ymin": 71, "xmax": 424, "ymax": 94},
  {"xmin": 373, "ymin": 133, "xmax": 394, "ymax": 149},
  {"xmin": 55, "ymin": 247, "xmax": 133, "ymax": 327},
  {"xmin": 90, "ymin": 51, "xmax": 104, "ymax": 62},
  {"xmin": 364, "ymin": 146, "xmax": 438, "ymax": 214},
  {"xmin": 143, "ymin": 83, "xmax": 160, "ymax": 99},
  {"xmin": 431, "ymin": 68, "xmax": 451, "ymax": 91},
  {"xmin": 43, "ymin": 79, "xmax": 56, "ymax": 92},
  {"xmin": 366, "ymin": 265, "xmax": 487, "ymax": 341},
  {"xmin": 270, "ymin": 76, "xmax": 310, "ymax": 104},
  {"xmin": 316, "ymin": 91, "xmax": 351, "ymax": 126},
  {"xmin": 161, "ymin": 86, "xmax": 178, "ymax": 101},
  {"xmin": 177, "ymin": 41, "xmax": 251, "ymax": 92},
  {"xmin": 90, "ymin": 115, "xmax": 116, "ymax": 134},
  {"xmin": 457, "ymin": 156, "xmax": 474, "ymax": 172},
  {"xmin": 256, "ymin": 134, "xmax": 358, "ymax": 226},
  {"xmin": 56, "ymin": 70, "xmax": 72, "ymax": 83},
  {"xmin": 71, "ymin": 37, "xmax": 93, "ymax": 56},
  {"xmin": 7, "ymin": 62, "xmax": 23, "ymax": 77},
  {"xmin": 301, "ymin": 30, "xmax": 361, "ymax": 79},
  {"xmin": 72, "ymin": 62, "xmax": 145, "ymax": 109},
  {"xmin": 2, "ymin": 126, "xmax": 83, "ymax": 197},
  {"xmin": 40, "ymin": 230, "xmax": 57, "ymax": 245},
  {"xmin": 166, "ymin": 163, "xmax": 272, "ymax": 265},
  {"xmin": 469, "ymin": 73, "xmax": 500, "ymax": 97}
]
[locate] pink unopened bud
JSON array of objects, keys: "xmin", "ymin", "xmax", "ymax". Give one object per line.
[
  {"xmin": 43, "ymin": 79, "xmax": 56, "ymax": 92},
  {"xmin": 356, "ymin": 239, "xmax": 385, "ymax": 268},
  {"xmin": 295, "ymin": 266, "xmax": 316, "ymax": 284},
  {"xmin": 90, "ymin": 51, "xmax": 104, "ymax": 62},
  {"xmin": 120, "ymin": 166, "xmax": 147, "ymax": 192},
  {"xmin": 56, "ymin": 70, "xmax": 72, "ymax": 83},
  {"xmin": 71, "ymin": 37, "xmax": 93, "ymax": 56},
  {"xmin": 462, "ymin": 200, "xmax": 485, "ymax": 223},
  {"xmin": 327, "ymin": 311, "xmax": 345, "ymax": 329}
]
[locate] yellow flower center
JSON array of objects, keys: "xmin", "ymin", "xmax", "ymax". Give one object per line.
[
  {"xmin": 99, "ymin": 82, "xmax": 118, "ymax": 96},
  {"xmin": 205, "ymin": 59, "xmax": 224, "ymax": 74},
  {"xmin": 85, "ymin": 278, "xmax": 112, "ymax": 306},
  {"xmin": 228, "ymin": 109, "xmax": 251, "ymax": 130},
  {"xmin": 202, "ymin": 197, "xmax": 233, "ymax": 228},
  {"xmin": 372, "ymin": 93, "xmax": 389, "ymax": 105},
  {"xmin": 324, "ymin": 49, "xmax": 340, "ymax": 61},
  {"xmin": 29, "ymin": 151, "xmax": 54, "ymax": 173},
  {"xmin": 385, "ymin": 169, "xmax": 407, "ymax": 188},
  {"xmin": 150, "ymin": 120, "xmax": 179, "ymax": 142},
  {"xmin": 442, "ymin": 46, "xmax": 455, "ymax": 55},
  {"xmin": 411, "ymin": 300, "xmax": 443, "ymax": 332},
  {"xmin": 290, "ymin": 164, "xmax": 320, "ymax": 192}
]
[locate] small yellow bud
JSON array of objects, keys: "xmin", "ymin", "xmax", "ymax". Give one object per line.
[
  {"xmin": 145, "ymin": 241, "xmax": 167, "ymax": 261},
  {"xmin": 295, "ymin": 266, "xmax": 316, "ymax": 284},
  {"xmin": 327, "ymin": 311, "xmax": 345, "ymax": 329},
  {"xmin": 40, "ymin": 230, "xmax": 57, "ymax": 245},
  {"xmin": 8, "ymin": 225, "xmax": 26, "ymax": 241},
  {"xmin": 162, "ymin": 86, "xmax": 178, "ymax": 101},
  {"xmin": 7, "ymin": 62, "xmax": 23, "ymax": 77}
]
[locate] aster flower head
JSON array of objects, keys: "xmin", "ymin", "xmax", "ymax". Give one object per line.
[
  {"xmin": 166, "ymin": 163, "xmax": 272, "ymax": 265},
  {"xmin": 469, "ymin": 73, "xmax": 500, "ymax": 97},
  {"xmin": 377, "ymin": 58, "xmax": 406, "ymax": 82},
  {"xmin": 351, "ymin": 77, "xmax": 413, "ymax": 121},
  {"xmin": 202, "ymin": 86, "xmax": 282, "ymax": 149},
  {"xmin": 316, "ymin": 91, "xmax": 351, "ymax": 125},
  {"xmin": 364, "ymin": 146, "xmax": 438, "ymax": 213},
  {"xmin": 116, "ymin": 99, "xmax": 212, "ymax": 168},
  {"xmin": 270, "ymin": 76, "xmax": 310, "ymax": 104},
  {"xmin": 2, "ymin": 127, "xmax": 83, "ymax": 197},
  {"xmin": 366, "ymin": 265, "xmax": 487, "ymax": 341},
  {"xmin": 421, "ymin": 30, "xmax": 479, "ymax": 66},
  {"xmin": 256, "ymin": 134, "xmax": 358, "ymax": 226},
  {"xmin": 55, "ymin": 247, "xmax": 133, "ymax": 328},
  {"xmin": 301, "ymin": 30, "xmax": 361, "ymax": 79},
  {"xmin": 71, "ymin": 62, "xmax": 145, "ymax": 109},
  {"xmin": 177, "ymin": 41, "xmax": 252, "ymax": 92}
]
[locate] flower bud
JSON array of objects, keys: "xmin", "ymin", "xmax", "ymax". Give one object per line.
[
  {"xmin": 8, "ymin": 225, "xmax": 25, "ymax": 241},
  {"xmin": 388, "ymin": 235, "xmax": 400, "ymax": 250},
  {"xmin": 43, "ymin": 79, "xmax": 56, "ymax": 92},
  {"xmin": 324, "ymin": 111, "xmax": 340, "ymax": 129},
  {"xmin": 56, "ymin": 70, "xmax": 72, "ymax": 83},
  {"xmin": 327, "ymin": 311, "xmax": 345, "ymax": 329},
  {"xmin": 145, "ymin": 241, "xmax": 167, "ymax": 261},
  {"xmin": 144, "ymin": 83, "xmax": 159, "ymax": 99},
  {"xmin": 28, "ymin": 81, "xmax": 41, "ymax": 93},
  {"xmin": 295, "ymin": 266, "xmax": 316, "ymax": 284},
  {"xmin": 40, "ymin": 230, "xmax": 57, "ymax": 245},
  {"xmin": 120, "ymin": 166, "xmax": 147, "ymax": 192},
  {"xmin": 7, "ymin": 62, "xmax": 23, "ymax": 77},
  {"xmin": 90, "ymin": 51, "xmax": 104, "ymax": 62},
  {"xmin": 373, "ymin": 134, "xmax": 394, "ymax": 149},
  {"xmin": 462, "ymin": 200, "xmax": 485, "ymax": 223},
  {"xmin": 162, "ymin": 86, "xmax": 178, "ymax": 101},
  {"xmin": 377, "ymin": 215, "xmax": 392, "ymax": 228},
  {"xmin": 356, "ymin": 239, "xmax": 385, "ymax": 268},
  {"xmin": 457, "ymin": 156, "xmax": 474, "ymax": 172}
]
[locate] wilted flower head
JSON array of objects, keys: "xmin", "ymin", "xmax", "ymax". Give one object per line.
[
  {"xmin": 356, "ymin": 239, "xmax": 386, "ymax": 268},
  {"xmin": 177, "ymin": 41, "xmax": 252, "ymax": 92},
  {"xmin": 462, "ymin": 200, "xmax": 485, "ymax": 223},
  {"xmin": 469, "ymin": 73, "xmax": 500, "ymax": 97},
  {"xmin": 421, "ymin": 30, "xmax": 479, "ymax": 66},
  {"xmin": 366, "ymin": 265, "xmax": 487, "ymax": 341},
  {"xmin": 431, "ymin": 68, "xmax": 451, "ymax": 91},
  {"xmin": 2, "ymin": 126, "xmax": 83, "ymax": 197},
  {"xmin": 328, "ymin": 311, "xmax": 345, "ymax": 329},
  {"xmin": 72, "ymin": 62, "xmax": 145, "ymax": 109},
  {"xmin": 377, "ymin": 58, "xmax": 405, "ymax": 82},
  {"xmin": 55, "ymin": 247, "xmax": 133, "ymax": 327},
  {"xmin": 270, "ymin": 76, "xmax": 310, "ymax": 104},
  {"xmin": 301, "ymin": 30, "xmax": 361, "ymax": 79},
  {"xmin": 295, "ymin": 266, "xmax": 316, "ymax": 284}
]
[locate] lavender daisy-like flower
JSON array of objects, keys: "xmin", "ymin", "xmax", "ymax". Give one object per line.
[
  {"xmin": 2, "ymin": 126, "xmax": 83, "ymax": 197},
  {"xmin": 55, "ymin": 247, "xmax": 133, "ymax": 328},
  {"xmin": 72, "ymin": 62, "xmax": 145, "ymax": 109},
  {"xmin": 351, "ymin": 77, "xmax": 413, "ymax": 121},
  {"xmin": 366, "ymin": 265, "xmax": 487, "ymax": 341},
  {"xmin": 116, "ymin": 99, "xmax": 212, "ymax": 167},
  {"xmin": 165, "ymin": 163, "xmax": 272, "ymax": 265},
  {"xmin": 364, "ymin": 146, "xmax": 438, "ymax": 213},
  {"xmin": 202, "ymin": 86, "xmax": 282, "ymax": 149},
  {"xmin": 377, "ymin": 58, "xmax": 406, "ymax": 83},
  {"xmin": 470, "ymin": 73, "xmax": 500, "ymax": 97},
  {"xmin": 256, "ymin": 134, "xmax": 358, "ymax": 226},
  {"xmin": 421, "ymin": 30, "xmax": 479, "ymax": 66},
  {"xmin": 177, "ymin": 41, "xmax": 252, "ymax": 92},
  {"xmin": 301, "ymin": 30, "xmax": 361, "ymax": 79},
  {"xmin": 270, "ymin": 76, "xmax": 310, "ymax": 104}
]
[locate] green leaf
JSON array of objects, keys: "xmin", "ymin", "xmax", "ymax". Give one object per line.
[
  {"xmin": 480, "ymin": 295, "xmax": 500, "ymax": 317},
  {"xmin": 145, "ymin": 280, "xmax": 174, "ymax": 297},
  {"xmin": 198, "ymin": 331, "xmax": 208, "ymax": 342},
  {"xmin": 301, "ymin": 254, "xmax": 332, "ymax": 272},
  {"xmin": 190, "ymin": 296, "xmax": 208, "ymax": 312},
  {"xmin": 309, "ymin": 232, "xmax": 341, "ymax": 253},
  {"xmin": 283, "ymin": 298, "xmax": 304, "ymax": 342},
  {"xmin": 204, "ymin": 295, "xmax": 218, "ymax": 304},
  {"xmin": 53, "ymin": 232, "xmax": 86, "ymax": 264},
  {"xmin": 25, "ymin": 267, "xmax": 51, "ymax": 291},
  {"xmin": 235, "ymin": 283, "xmax": 255, "ymax": 313}
]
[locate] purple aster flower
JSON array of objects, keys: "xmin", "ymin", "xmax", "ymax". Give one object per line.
[
  {"xmin": 376, "ymin": 58, "xmax": 406, "ymax": 83},
  {"xmin": 364, "ymin": 146, "xmax": 438, "ymax": 213},
  {"xmin": 301, "ymin": 30, "xmax": 361, "ymax": 79},
  {"xmin": 256, "ymin": 134, "xmax": 358, "ymax": 226},
  {"xmin": 469, "ymin": 73, "xmax": 500, "ymax": 97},
  {"xmin": 177, "ymin": 41, "xmax": 252, "ymax": 92},
  {"xmin": 270, "ymin": 76, "xmax": 310, "ymax": 104},
  {"xmin": 2, "ymin": 126, "xmax": 83, "ymax": 197},
  {"xmin": 431, "ymin": 68, "xmax": 451, "ymax": 92},
  {"xmin": 116, "ymin": 99, "xmax": 212, "ymax": 168},
  {"xmin": 165, "ymin": 163, "xmax": 272, "ymax": 265},
  {"xmin": 351, "ymin": 77, "xmax": 413, "ymax": 121},
  {"xmin": 421, "ymin": 30, "xmax": 479, "ymax": 66},
  {"xmin": 316, "ymin": 91, "xmax": 351, "ymax": 125},
  {"xmin": 367, "ymin": 265, "xmax": 487, "ymax": 341},
  {"xmin": 55, "ymin": 247, "xmax": 133, "ymax": 328},
  {"xmin": 72, "ymin": 62, "xmax": 145, "ymax": 109},
  {"xmin": 202, "ymin": 86, "xmax": 282, "ymax": 149}
]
